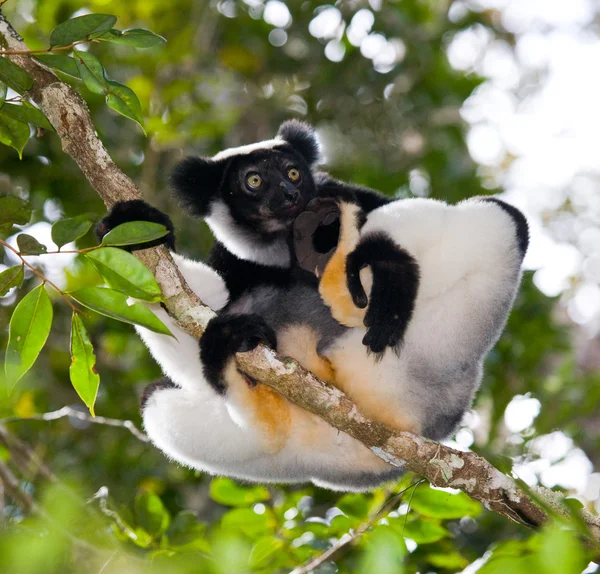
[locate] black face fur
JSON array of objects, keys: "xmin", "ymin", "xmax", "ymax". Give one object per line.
[
  {"xmin": 222, "ymin": 149, "xmax": 317, "ymax": 235},
  {"xmin": 170, "ymin": 120, "xmax": 320, "ymax": 238}
]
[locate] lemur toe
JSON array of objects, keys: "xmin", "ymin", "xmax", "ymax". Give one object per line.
[{"xmin": 95, "ymin": 199, "xmax": 176, "ymax": 251}]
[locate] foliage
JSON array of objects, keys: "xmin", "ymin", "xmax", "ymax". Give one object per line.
[{"xmin": 0, "ymin": 1, "xmax": 598, "ymax": 573}]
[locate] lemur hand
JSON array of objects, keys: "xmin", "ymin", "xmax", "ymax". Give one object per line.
[
  {"xmin": 95, "ymin": 200, "xmax": 176, "ymax": 251},
  {"xmin": 293, "ymin": 198, "xmax": 340, "ymax": 277},
  {"xmin": 200, "ymin": 314, "xmax": 277, "ymax": 395},
  {"xmin": 346, "ymin": 236, "xmax": 420, "ymax": 355}
]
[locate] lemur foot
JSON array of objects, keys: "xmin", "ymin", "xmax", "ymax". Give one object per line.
[
  {"xmin": 294, "ymin": 198, "xmax": 340, "ymax": 276},
  {"xmin": 95, "ymin": 200, "xmax": 176, "ymax": 251},
  {"xmin": 346, "ymin": 234, "xmax": 420, "ymax": 355},
  {"xmin": 200, "ymin": 314, "xmax": 277, "ymax": 395}
]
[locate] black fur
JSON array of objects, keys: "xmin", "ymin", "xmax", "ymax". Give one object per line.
[
  {"xmin": 200, "ymin": 314, "xmax": 277, "ymax": 395},
  {"xmin": 314, "ymin": 173, "xmax": 392, "ymax": 214},
  {"xmin": 95, "ymin": 200, "xmax": 176, "ymax": 251},
  {"xmin": 346, "ymin": 233, "xmax": 420, "ymax": 355},
  {"xmin": 170, "ymin": 156, "xmax": 228, "ymax": 218},
  {"xmin": 480, "ymin": 197, "xmax": 529, "ymax": 256},
  {"xmin": 172, "ymin": 149, "xmax": 318, "ymax": 241},
  {"xmin": 141, "ymin": 376, "xmax": 179, "ymax": 410},
  {"xmin": 208, "ymin": 242, "xmax": 295, "ymax": 303},
  {"xmin": 277, "ymin": 120, "xmax": 321, "ymax": 166}
]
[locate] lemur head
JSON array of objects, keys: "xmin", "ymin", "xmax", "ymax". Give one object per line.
[{"xmin": 170, "ymin": 121, "xmax": 320, "ymax": 249}]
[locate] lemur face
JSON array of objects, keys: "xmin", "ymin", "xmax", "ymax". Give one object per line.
[
  {"xmin": 170, "ymin": 120, "xmax": 321, "ymax": 241},
  {"xmin": 224, "ymin": 149, "xmax": 317, "ymax": 235}
]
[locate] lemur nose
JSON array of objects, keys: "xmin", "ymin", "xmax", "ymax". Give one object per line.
[{"xmin": 280, "ymin": 182, "xmax": 299, "ymax": 203}]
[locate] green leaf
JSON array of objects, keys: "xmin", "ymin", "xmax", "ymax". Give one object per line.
[
  {"xmin": 337, "ymin": 493, "xmax": 370, "ymax": 519},
  {"xmin": 74, "ymin": 50, "xmax": 108, "ymax": 95},
  {"xmin": 5, "ymin": 284, "xmax": 53, "ymax": 386},
  {"xmin": 16, "ymin": 233, "xmax": 47, "ymax": 255},
  {"xmin": 426, "ymin": 551, "xmax": 469, "ymax": 570},
  {"xmin": 0, "ymin": 112, "xmax": 30, "ymax": 158},
  {"xmin": 134, "ymin": 492, "xmax": 170, "ymax": 538},
  {"xmin": 400, "ymin": 518, "xmax": 449, "ymax": 544},
  {"xmin": 0, "ymin": 58, "xmax": 34, "ymax": 94},
  {"xmin": 98, "ymin": 28, "xmax": 166, "ymax": 48},
  {"xmin": 68, "ymin": 286, "xmax": 172, "ymax": 336},
  {"xmin": 101, "ymin": 221, "xmax": 169, "ymax": 247},
  {"xmin": 210, "ymin": 478, "xmax": 270, "ymax": 507},
  {"xmin": 409, "ymin": 486, "xmax": 482, "ymax": 519},
  {"xmin": 34, "ymin": 54, "xmax": 81, "ymax": 79},
  {"xmin": 105, "ymin": 80, "xmax": 144, "ymax": 128},
  {"xmin": 49, "ymin": 14, "xmax": 118, "ymax": 47},
  {"xmin": 534, "ymin": 524, "xmax": 587, "ymax": 574},
  {"xmin": 0, "ymin": 102, "xmax": 53, "ymax": 131},
  {"xmin": 0, "ymin": 196, "xmax": 31, "ymax": 226},
  {"xmin": 69, "ymin": 313, "xmax": 100, "ymax": 416},
  {"xmin": 85, "ymin": 247, "xmax": 163, "ymax": 302},
  {"xmin": 51, "ymin": 213, "xmax": 96, "ymax": 249},
  {"xmin": 167, "ymin": 511, "xmax": 209, "ymax": 552},
  {"xmin": 359, "ymin": 526, "xmax": 407, "ymax": 574},
  {"xmin": 221, "ymin": 508, "xmax": 276, "ymax": 537},
  {"xmin": 0, "ymin": 82, "xmax": 6, "ymax": 106},
  {"xmin": 249, "ymin": 537, "xmax": 283, "ymax": 568},
  {"xmin": 0, "ymin": 265, "xmax": 24, "ymax": 297}
]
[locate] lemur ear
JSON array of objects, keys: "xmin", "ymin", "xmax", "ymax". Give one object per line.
[
  {"xmin": 277, "ymin": 120, "xmax": 321, "ymax": 166},
  {"xmin": 170, "ymin": 156, "xmax": 227, "ymax": 217}
]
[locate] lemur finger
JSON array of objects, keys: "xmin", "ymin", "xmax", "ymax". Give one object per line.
[{"xmin": 95, "ymin": 200, "xmax": 176, "ymax": 251}]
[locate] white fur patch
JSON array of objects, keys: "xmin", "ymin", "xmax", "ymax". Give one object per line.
[
  {"xmin": 205, "ymin": 201, "xmax": 291, "ymax": 267},
  {"xmin": 212, "ymin": 138, "xmax": 286, "ymax": 161}
]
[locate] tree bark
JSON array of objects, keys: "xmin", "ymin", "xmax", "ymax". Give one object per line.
[{"xmin": 2, "ymin": 11, "xmax": 598, "ymax": 544}]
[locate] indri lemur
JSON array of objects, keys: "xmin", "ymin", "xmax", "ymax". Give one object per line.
[{"xmin": 97, "ymin": 121, "xmax": 529, "ymax": 491}]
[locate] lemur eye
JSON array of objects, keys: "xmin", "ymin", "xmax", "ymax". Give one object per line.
[
  {"xmin": 246, "ymin": 173, "xmax": 263, "ymax": 189},
  {"xmin": 287, "ymin": 168, "xmax": 300, "ymax": 182}
]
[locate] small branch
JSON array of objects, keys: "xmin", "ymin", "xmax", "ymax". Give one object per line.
[
  {"xmin": 0, "ymin": 457, "xmax": 36, "ymax": 512},
  {"xmin": 291, "ymin": 480, "xmax": 424, "ymax": 574},
  {"xmin": 0, "ymin": 406, "xmax": 150, "ymax": 443},
  {"xmin": 0, "ymin": 238, "xmax": 79, "ymax": 312},
  {"xmin": 87, "ymin": 486, "xmax": 140, "ymax": 543},
  {"xmin": 0, "ymin": 38, "xmax": 95, "ymax": 56}
]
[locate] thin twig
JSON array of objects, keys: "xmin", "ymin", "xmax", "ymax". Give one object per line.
[
  {"xmin": 0, "ymin": 238, "xmax": 79, "ymax": 312},
  {"xmin": 0, "ymin": 424, "xmax": 58, "ymax": 483},
  {"xmin": 0, "ymin": 38, "xmax": 95, "ymax": 56},
  {"xmin": 87, "ymin": 486, "xmax": 140, "ymax": 543},
  {"xmin": 0, "ymin": 406, "xmax": 150, "ymax": 443},
  {"xmin": 290, "ymin": 480, "xmax": 424, "ymax": 574},
  {"xmin": 0, "ymin": 457, "xmax": 36, "ymax": 512}
]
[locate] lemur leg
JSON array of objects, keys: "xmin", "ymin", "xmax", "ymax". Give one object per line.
[
  {"xmin": 142, "ymin": 378, "xmax": 290, "ymax": 475},
  {"xmin": 200, "ymin": 314, "xmax": 292, "ymax": 453},
  {"xmin": 319, "ymin": 201, "xmax": 368, "ymax": 327},
  {"xmin": 318, "ymin": 200, "xmax": 420, "ymax": 354}
]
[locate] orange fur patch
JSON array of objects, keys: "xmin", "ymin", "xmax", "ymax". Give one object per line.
[
  {"xmin": 277, "ymin": 325, "xmax": 336, "ymax": 384},
  {"xmin": 225, "ymin": 363, "xmax": 291, "ymax": 453},
  {"xmin": 319, "ymin": 201, "xmax": 367, "ymax": 327},
  {"xmin": 327, "ymin": 347, "xmax": 421, "ymax": 435}
]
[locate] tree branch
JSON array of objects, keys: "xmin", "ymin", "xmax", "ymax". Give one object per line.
[
  {"xmin": 1, "ymin": 11, "xmax": 598, "ymax": 544},
  {"xmin": 0, "ymin": 406, "xmax": 149, "ymax": 443}
]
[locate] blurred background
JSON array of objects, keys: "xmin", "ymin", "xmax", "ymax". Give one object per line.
[{"xmin": 1, "ymin": 0, "xmax": 599, "ymax": 572}]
